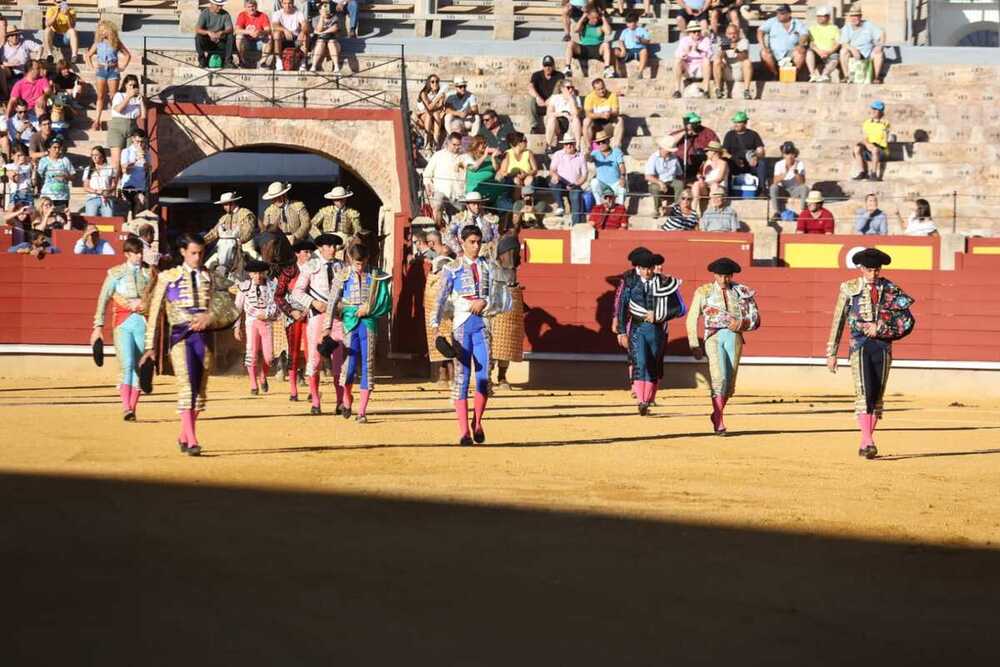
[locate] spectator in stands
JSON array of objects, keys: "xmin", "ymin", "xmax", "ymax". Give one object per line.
[
  {"xmin": 497, "ymin": 131, "xmax": 538, "ymax": 188},
  {"xmin": 448, "ymin": 117, "xmax": 472, "ymax": 154},
  {"xmin": 50, "ymin": 58, "xmax": 82, "ymax": 106},
  {"xmin": 120, "ymin": 129, "xmax": 150, "ymax": 215},
  {"xmin": 700, "ymin": 186, "xmax": 740, "ymax": 232},
  {"xmin": 544, "ymin": 80, "xmax": 582, "ymax": 151},
  {"xmin": 4, "ymin": 144, "xmax": 34, "ymax": 208},
  {"xmin": 423, "ymin": 131, "xmax": 465, "ymax": 226},
  {"xmin": 691, "ymin": 141, "xmax": 730, "ymax": 214},
  {"xmin": 722, "ymin": 111, "xmax": 766, "ymax": 197},
  {"xmin": 37, "ymin": 136, "xmax": 73, "ymax": 210},
  {"xmin": 709, "ymin": 0, "xmax": 746, "ymax": 35},
  {"xmin": 565, "ymin": 7, "xmax": 616, "ymax": 80},
  {"xmin": 668, "ymin": 111, "xmax": 719, "ymax": 181},
  {"xmin": 8, "ymin": 230, "xmax": 59, "ymax": 256},
  {"xmin": 661, "ymin": 188, "xmax": 699, "ymax": 231},
  {"xmin": 28, "ymin": 114, "xmax": 54, "ymax": 163},
  {"xmin": 271, "ymin": 0, "xmax": 309, "ymax": 71},
  {"xmin": 426, "ymin": 228, "xmax": 450, "ymax": 258},
  {"xmin": 461, "ymin": 135, "xmax": 503, "ymax": 206},
  {"xmin": 476, "ymin": 109, "xmax": 516, "ymax": 153},
  {"xmin": 840, "ymin": 6, "xmax": 885, "ymax": 84},
  {"xmin": 7, "ymin": 59, "xmax": 50, "ymax": 118},
  {"xmin": 713, "ymin": 21, "xmax": 753, "ymax": 100},
  {"xmin": 588, "ymin": 190, "xmax": 628, "ymax": 230},
  {"xmin": 560, "ymin": 0, "xmax": 589, "ymax": 43},
  {"xmin": 310, "ymin": 2, "xmax": 343, "ymax": 73},
  {"xmin": 589, "ymin": 129, "xmax": 626, "ymax": 205},
  {"xmin": 196, "ymin": 0, "xmax": 236, "ymax": 68},
  {"xmin": 43, "ymin": 2, "xmax": 80, "ymax": 64},
  {"xmin": 34, "ymin": 196, "xmax": 69, "ymax": 233},
  {"xmin": 443, "ymin": 76, "xmax": 480, "ymax": 136},
  {"xmin": 333, "ymin": 0, "xmax": 360, "ymax": 40},
  {"xmin": 769, "ymin": 140, "xmax": 807, "ymax": 220},
  {"xmin": 74, "ymin": 224, "xmax": 116, "ymax": 255},
  {"xmin": 416, "ymin": 74, "xmax": 447, "ymax": 149},
  {"xmin": 529, "ymin": 55, "xmax": 564, "ymax": 134},
  {"xmin": 548, "ymin": 132, "xmax": 588, "ymax": 223},
  {"xmin": 136, "ymin": 221, "xmax": 162, "ymax": 266},
  {"xmin": 897, "ymin": 199, "xmax": 939, "ymax": 237},
  {"xmin": 645, "ymin": 138, "xmax": 684, "ymax": 219},
  {"xmin": 675, "ymin": 0, "xmax": 710, "ymax": 34},
  {"xmin": 758, "ymin": 3, "xmax": 807, "ymax": 81},
  {"xmin": 83, "ymin": 146, "xmax": 119, "ymax": 217},
  {"xmin": 86, "ymin": 20, "xmax": 131, "ymax": 132},
  {"xmin": 796, "ymin": 190, "xmax": 834, "ymax": 234},
  {"xmin": 3, "ymin": 202, "xmax": 34, "ymax": 244},
  {"xmin": 1, "ymin": 29, "xmax": 41, "ymax": 100},
  {"xmin": 806, "ymin": 5, "xmax": 840, "ymax": 82},
  {"xmin": 236, "ymin": 0, "xmax": 272, "ymax": 68},
  {"xmin": 582, "ymin": 77, "xmax": 623, "ymax": 148},
  {"xmin": 511, "ymin": 185, "xmax": 548, "ymax": 230},
  {"xmin": 854, "ymin": 194, "xmax": 887, "ymax": 235},
  {"xmin": 614, "ymin": 12, "xmax": 654, "ymax": 80},
  {"xmin": 673, "ymin": 23, "xmax": 714, "ymax": 99},
  {"xmin": 615, "ymin": 0, "xmax": 653, "ymax": 20},
  {"xmin": 3, "ymin": 97, "xmax": 37, "ymax": 158},
  {"xmin": 107, "ymin": 74, "xmax": 145, "ymax": 178},
  {"xmin": 851, "ymin": 100, "xmax": 889, "ymax": 181}
]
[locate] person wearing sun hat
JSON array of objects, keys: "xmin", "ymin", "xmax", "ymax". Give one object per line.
[
  {"xmin": 666, "ymin": 111, "xmax": 719, "ymax": 181},
  {"xmin": 691, "ymin": 140, "xmax": 730, "ymax": 214},
  {"xmin": 827, "ymin": 247, "xmax": 916, "ymax": 459},
  {"xmin": 796, "ymin": 189, "xmax": 835, "ymax": 234},
  {"xmin": 234, "ymin": 258, "xmax": 279, "ymax": 395},
  {"xmin": 686, "ymin": 256, "xmax": 760, "ymax": 435},
  {"xmin": 806, "ymin": 5, "xmax": 840, "ymax": 83},
  {"xmin": 311, "ymin": 184, "xmax": 362, "ymax": 242},
  {"xmin": 204, "ymin": 191, "xmax": 256, "ymax": 275},
  {"xmin": 673, "ymin": 21, "xmax": 715, "ymax": 99},
  {"xmin": 195, "ymin": 0, "xmax": 236, "ymax": 69},
  {"xmin": 260, "ymin": 180, "xmax": 311, "ymax": 243},
  {"xmin": 443, "ymin": 191, "xmax": 500, "ymax": 258},
  {"xmin": 839, "ymin": 5, "xmax": 886, "ymax": 84}
]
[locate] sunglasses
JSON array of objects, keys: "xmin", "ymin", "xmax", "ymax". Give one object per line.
[
  {"xmin": 680, "ymin": 196, "xmax": 692, "ymax": 200},
  {"xmin": 597, "ymin": 140, "xmax": 609, "ymax": 144},
  {"xmin": 456, "ymin": 84, "xmax": 467, "ymax": 88}
]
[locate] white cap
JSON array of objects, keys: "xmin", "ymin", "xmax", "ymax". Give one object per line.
[{"xmin": 815, "ymin": 5, "xmax": 831, "ymax": 16}]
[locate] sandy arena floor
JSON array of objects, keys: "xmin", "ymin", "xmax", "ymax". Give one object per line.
[{"xmin": 3, "ymin": 370, "xmax": 1000, "ymax": 663}]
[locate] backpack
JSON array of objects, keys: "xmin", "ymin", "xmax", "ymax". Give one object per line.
[
  {"xmin": 281, "ymin": 47, "xmax": 302, "ymax": 72},
  {"xmin": 208, "ymin": 53, "xmax": 224, "ymax": 69}
]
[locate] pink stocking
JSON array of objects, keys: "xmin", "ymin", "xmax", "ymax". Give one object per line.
[
  {"xmin": 857, "ymin": 414, "xmax": 873, "ymax": 446},
  {"xmin": 128, "ymin": 387, "xmax": 141, "ymax": 412},
  {"xmin": 359, "ymin": 389, "xmax": 371, "ymax": 416},
  {"xmin": 632, "ymin": 381, "xmax": 645, "ymax": 405},
  {"xmin": 455, "ymin": 399, "xmax": 470, "ymax": 438},
  {"xmin": 119, "ymin": 385, "xmax": 130, "ymax": 411},
  {"xmin": 248, "ymin": 364, "xmax": 259, "ymax": 390},
  {"xmin": 308, "ymin": 374, "xmax": 320, "ymax": 408},
  {"xmin": 343, "ymin": 383, "xmax": 354, "ymax": 409},
  {"xmin": 180, "ymin": 409, "xmax": 196, "ymax": 445},
  {"xmin": 473, "ymin": 392, "xmax": 487, "ymax": 431}
]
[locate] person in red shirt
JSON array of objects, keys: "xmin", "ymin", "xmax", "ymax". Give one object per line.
[
  {"xmin": 235, "ymin": 0, "xmax": 272, "ymax": 68},
  {"xmin": 588, "ymin": 191, "xmax": 629, "ymax": 229},
  {"xmin": 796, "ymin": 190, "xmax": 835, "ymax": 234}
]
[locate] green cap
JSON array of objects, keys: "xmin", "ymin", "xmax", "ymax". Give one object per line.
[
  {"xmin": 731, "ymin": 111, "xmax": 749, "ymax": 123},
  {"xmin": 684, "ymin": 112, "xmax": 702, "ymax": 123}
]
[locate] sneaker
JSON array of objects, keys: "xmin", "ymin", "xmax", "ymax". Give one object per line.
[
  {"xmin": 603, "ymin": 66, "xmax": 616, "ymax": 78},
  {"xmin": 562, "ymin": 65, "xmax": 572, "ymax": 77},
  {"xmin": 808, "ymin": 72, "xmax": 820, "ymax": 82},
  {"xmin": 817, "ymin": 74, "xmax": 830, "ymax": 83},
  {"xmin": 299, "ymin": 61, "xmax": 308, "ymax": 71},
  {"xmin": 672, "ymin": 90, "xmax": 681, "ymax": 99},
  {"xmin": 851, "ymin": 173, "xmax": 867, "ymax": 181},
  {"xmin": 743, "ymin": 88, "xmax": 753, "ymax": 100}
]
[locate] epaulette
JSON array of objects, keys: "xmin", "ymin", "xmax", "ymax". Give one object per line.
[
  {"xmin": 445, "ymin": 257, "xmax": 463, "ymax": 272},
  {"xmin": 372, "ymin": 269, "xmax": 392, "ymax": 281},
  {"xmin": 841, "ymin": 277, "xmax": 865, "ymax": 297},
  {"xmin": 334, "ymin": 266, "xmax": 352, "ymax": 282},
  {"xmin": 106, "ymin": 263, "xmax": 128, "ymax": 279}
]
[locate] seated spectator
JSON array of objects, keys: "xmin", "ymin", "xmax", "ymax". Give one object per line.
[
  {"xmin": 271, "ymin": 0, "xmax": 309, "ymax": 71},
  {"xmin": 422, "ymin": 131, "xmax": 465, "ymax": 226},
  {"xmin": 667, "ymin": 111, "xmax": 719, "ymax": 182},
  {"xmin": 461, "ymin": 135, "xmax": 503, "ymax": 206},
  {"xmin": 807, "ymin": 5, "xmax": 840, "ymax": 82},
  {"xmin": 443, "ymin": 76, "xmax": 480, "ymax": 136},
  {"xmin": 3, "ymin": 97, "xmax": 37, "ymax": 158},
  {"xmin": 700, "ymin": 186, "xmax": 740, "ymax": 232},
  {"xmin": 797, "ymin": 190, "xmax": 834, "ymax": 234},
  {"xmin": 43, "ymin": 2, "xmax": 80, "ymax": 63},
  {"xmin": 477, "ymin": 109, "xmax": 516, "ymax": 153},
  {"xmin": 83, "ymin": 146, "xmax": 119, "ymax": 217},
  {"xmin": 7, "ymin": 60, "xmax": 50, "ymax": 117},
  {"xmin": 529, "ymin": 55, "xmax": 564, "ymax": 134},
  {"xmin": 565, "ymin": 7, "xmax": 616, "ymax": 79},
  {"xmin": 769, "ymin": 140, "xmax": 808, "ymax": 220},
  {"xmin": 713, "ymin": 22, "xmax": 753, "ymax": 100},
  {"xmin": 333, "ymin": 0, "xmax": 360, "ymax": 40},
  {"xmin": 28, "ymin": 113, "xmax": 55, "ymax": 162},
  {"xmin": 645, "ymin": 138, "xmax": 684, "ymax": 219},
  {"xmin": 673, "ymin": 23, "xmax": 713, "ymax": 98},
  {"xmin": 497, "ymin": 131, "xmax": 538, "ymax": 188},
  {"xmin": 108, "ymin": 74, "xmax": 145, "ymax": 178},
  {"xmin": 544, "ymin": 80, "xmax": 582, "ymax": 151},
  {"xmin": 722, "ymin": 111, "xmax": 766, "ymax": 197},
  {"xmin": 415, "ymin": 74, "xmax": 447, "ymax": 149},
  {"xmin": 840, "ymin": 6, "xmax": 885, "ymax": 84},
  {"xmin": 512, "ymin": 185, "xmax": 548, "ymax": 230},
  {"xmin": 37, "ymin": 136, "xmax": 74, "ymax": 209},
  {"xmin": 582, "ymin": 77, "xmax": 623, "ymax": 148},
  {"xmin": 615, "ymin": 0, "xmax": 653, "ymax": 20},
  {"xmin": 74, "ymin": 225, "xmax": 116, "ymax": 255},
  {"xmin": 675, "ymin": 0, "xmax": 710, "ymax": 34},
  {"xmin": 589, "ymin": 130, "xmax": 626, "ymax": 205},
  {"xmin": 9, "ymin": 230, "xmax": 59, "ymax": 256},
  {"xmin": 661, "ymin": 188, "xmax": 699, "ymax": 231},
  {"xmin": 758, "ymin": 3, "xmax": 807, "ymax": 81},
  {"xmin": 852, "ymin": 100, "xmax": 889, "ymax": 181},
  {"xmin": 1, "ymin": 29, "xmax": 42, "ymax": 99},
  {"xmin": 561, "ymin": 0, "xmax": 589, "ymax": 43},
  {"xmin": 588, "ymin": 190, "xmax": 628, "ymax": 230},
  {"xmin": 5, "ymin": 144, "xmax": 34, "ymax": 208},
  {"xmin": 548, "ymin": 132, "xmax": 588, "ymax": 223},
  {"xmin": 854, "ymin": 194, "xmax": 887, "ymax": 235},
  {"xmin": 120, "ymin": 129, "xmax": 150, "ymax": 215},
  {"xmin": 136, "ymin": 220, "xmax": 163, "ymax": 266},
  {"xmin": 86, "ymin": 21, "xmax": 131, "ymax": 132},
  {"xmin": 236, "ymin": 0, "xmax": 272, "ymax": 68},
  {"xmin": 311, "ymin": 2, "xmax": 343, "ymax": 73},
  {"xmin": 196, "ymin": 0, "xmax": 236, "ymax": 68},
  {"xmin": 614, "ymin": 12, "xmax": 654, "ymax": 81},
  {"xmin": 897, "ymin": 198, "xmax": 939, "ymax": 237},
  {"xmin": 709, "ymin": 0, "xmax": 746, "ymax": 34},
  {"xmin": 34, "ymin": 196, "xmax": 69, "ymax": 233},
  {"xmin": 691, "ymin": 142, "xmax": 730, "ymax": 213},
  {"xmin": 50, "ymin": 58, "xmax": 82, "ymax": 107}
]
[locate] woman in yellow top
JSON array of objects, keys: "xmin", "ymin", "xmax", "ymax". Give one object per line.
[{"xmin": 497, "ymin": 131, "xmax": 538, "ymax": 189}]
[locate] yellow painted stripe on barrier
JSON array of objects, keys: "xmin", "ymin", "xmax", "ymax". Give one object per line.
[
  {"xmin": 876, "ymin": 244, "xmax": 934, "ymax": 270},
  {"xmin": 783, "ymin": 243, "xmax": 842, "ymax": 268},
  {"xmin": 524, "ymin": 238, "xmax": 564, "ymax": 264},
  {"xmin": 971, "ymin": 246, "xmax": 1000, "ymax": 255},
  {"xmin": 96, "ymin": 225, "xmax": 115, "ymax": 233}
]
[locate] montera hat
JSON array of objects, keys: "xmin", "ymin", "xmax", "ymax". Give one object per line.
[
  {"xmin": 91, "ymin": 337, "xmax": 104, "ymax": 367},
  {"xmin": 634, "ymin": 250, "xmax": 657, "ymax": 269},
  {"xmin": 628, "ymin": 246, "xmax": 651, "ymax": 265},
  {"xmin": 317, "ymin": 335, "xmax": 340, "ymax": 357},
  {"xmin": 214, "ymin": 192, "xmax": 242, "ymax": 205},
  {"xmin": 245, "ymin": 259, "xmax": 270, "ymax": 273},
  {"xmin": 262, "ymin": 181, "xmax": 292, "ymax": 200},
  {"xmin": 708, "ymin": 257, "xmax": 742, "ymax": 275},
  {"xmin": 652, "ymin": 253, "xmax": 665, "ymax": 266},
  {"xmin": 138, "ymin": 357, "xmax": 155, "ymax": 395},
  {"xmin": 853, "ymin": 247, "xmax": 892, "ymax": 268},
  {"xmin": 292, "ymin": 239, "xmax": 317, "ymax": 253},
  {"xmin": 315, "ymin": 232, "xmax": 344, "ymax": 247},
  {"xmin": 435, "ymin": 335, "xmax": 457, "ymax": 359}
]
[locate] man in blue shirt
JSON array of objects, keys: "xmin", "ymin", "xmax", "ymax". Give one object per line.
[
  {"xmin": 588, "ymin": 129, "xmax": 626, "ymax": 205},
  {"xmin": 853, "ymin": 194, "xmax": 888, "ymax": 235},
  {"xmin": 757, "ymin": 3, "xmax": 807, "ymax": 80},
  {"xmin": 614, "ymin": 13, "xmax": 654, "ymax": 80},
  {"xmin": 839, "ymin": 6, "xmax": 885, "ymax": 84}
]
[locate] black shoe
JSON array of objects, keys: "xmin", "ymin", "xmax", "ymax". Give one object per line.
[
  {"xmin": 198, "ymin": 57, "xmax": 208, "ymax": 68},
  {"xmin": 335, "ymin": 403, "xmax": 344, "ymax": 416},
  {"xmin": 473, "ymin": 427, "xmax": 485, "ymax": 444},
  {"xmin": 179, "ymin": 440, "xmax": 189, "ymax": 454},
  {"xmin": 261, "ymin": 379, "xmax": 269, "ymax": 393},
  {"xmin": 356, "ymin": 414, "xmax": 368, "ymax": 424},
  {"xmin": 341, "ymin": 405, "xmax": 352, "ymax": 419},
  {"xmin": 852, "ymin": 173, "xmax": 867, "ymax": 181},
  {"xmin": 187, "ymin": 445, "xmax": 202, "ymax": 456},
  {"xmin": 250, "ymin": 388, "xmax": 259, "ymax": 396},
  {"xmin": 672, "ymin": 91, "xmax": 682, "ymax": 99},
  {"xmin": 859, "ymin": 445, "xmax": 878, "ymax": 459},
  {"xmin": 289, "ymin": 394, "xmax": 298, "ymax": 402},
  {"xmin": 310, "ymin": 406, "xmax": 321, "ymax": 416},
  {"xmin": 123, "ymin": 411, "xmax": 136, "ymax": 421},
  {"xmin": 638, "ymin": 402, "xmax": 649, "ymax": 416},
  {"xmin": 459, "ymin": 434, "xmax": 474, "ymax": 446}
]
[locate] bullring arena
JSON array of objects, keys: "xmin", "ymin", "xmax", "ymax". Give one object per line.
[{"xmin": 3, "ymin": 0, "xmax": 1000, "ymax": 664}]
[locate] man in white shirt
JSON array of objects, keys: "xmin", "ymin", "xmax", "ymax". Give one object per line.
[
  {"xmin": 443, "ymin": 76, "xmax": 480, "ymax": 136},
  {"xmin": 270, "ymin": 0, "xmax": 308, "ymax": 71},
  {"xmin": 0, "ymin": 30, "xmax": 42, "ymax": 99},
  {"xmin": 768, "ymin": 141, "xmax": 808, "ymax": 220},
  {"xmin": 422, "ymin": 132, "xmax": 466, "ymax": 227},
  {"xmin": 645, "ymin": 139, "xmax": 684, "ymax": 218}
]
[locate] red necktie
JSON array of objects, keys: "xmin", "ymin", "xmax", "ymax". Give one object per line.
[{"xmin": 470, "ymin": 261, "xmax": 480, "ymax": 291}]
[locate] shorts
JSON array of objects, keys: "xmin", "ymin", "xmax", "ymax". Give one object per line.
[
  {"xmin": 107, "ymin": 117, "xmax": 137, "ymax": 149},
  {"xmin": 860, "ymin": 145, "xmax": 887, "ymax": 162},
  {"xmin": 681, "ymin": 9, "xmax": 709, "ymax": 23},
  {"xmin": 681, "ymin": 59, "xmax": 705, "ymax": 79},
  {"xmin": 577, "ymin": 43, "xmax": 603, "ymax": 62},
  {"xmin": 95, "ymin": 65, "xmax": 120, "ymax": 81},
  {"xmin": 568, "ymin": 4, "xmax": 584, "ymax": 21},
  {"xmin": 722, "ymin": 61, "xmax": 744, "ymax": 82},
  {"xmin": 623, "ymin": 47, "xmax": 645, "ymax": 63},
  {"xmin": 315, "ymin": 33, "xmax": 338, "ymax": 42},
  {"xmin": 239, "ymin": 35, "xmax": 269, "ymax": 51},
  {"xmin": 51, "ymin": 32, "xmax": 70, "ymax": 47}
]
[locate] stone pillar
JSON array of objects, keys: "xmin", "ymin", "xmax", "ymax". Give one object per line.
[
  {"xmin": 493, "ymin": 0, "xmax": 515, "ymax": 41},
  {"xmin": 179, "ymin": 0, "xmax": 202, "ymax": 34},
  {"xmin": 16, "ymin": 0, "xmax": 44, "ymax": 31},
  {"xmin": 753, "ymin": 227, "xmax": 780, "ymax": 264},
  {"xmin": 938, "ymin": 233, "xmax": 966, "ymax": 271},
  {"xmin": 414, "ymin": 0, "xmax": 434, "ymax": 38}
]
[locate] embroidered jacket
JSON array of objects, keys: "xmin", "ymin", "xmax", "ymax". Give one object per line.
[
  {"xmin": 685, "ymin": 282, "xmax": 760, "ymax": 348},
  {"xmin": 432, "ymin": 256, "xmax": 512, "ymax": 330},
  {"xmin": 293, "ymin": 257, "xmax": 345, "ymax": 318},
  {"xmin": 324, "ymin": 266, "xmax": 393, "ymax": 334},
  {"xmin": 235, "ymin": 277, "xmax": 279, "ymax": 322},
  {"xmin": 827, "ymin": 276, "xmax": 916, "ymax": 357},
  {"xmin": 310, "ymin": 205, "xmax": 361, "ymax": 239},
  {"xmin": 615, "ymin": 273, "xmax": 685, "ymax": 333},
  {"xmin": 203, "ymin": 207, "xmax": 257, "ymax": 246},
  {"xmin": 144, "ymin": 264, "xmax": 240, "ymax": 350},
  {"xmin": 443, "ymin": 211, "xmax": 500, "ymax": 257},
  {"xmin": 93, "ymin": 262, "xmax": 153, "ymax": 328},
  {"xmin": 261, "ymin": 200, "xmax": 311, "ymax": 242}
]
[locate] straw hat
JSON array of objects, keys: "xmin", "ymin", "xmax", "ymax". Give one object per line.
[
  {"xmin": 805, "ymin": 190, "xmax": 825, "ymax": 204},
  {"xmin": 594, "ymin": 129, "xmax": 612, "ymax": 143},
  {"xmin": 453, "ymin": 76, "xmax": 469, "ymax": 86},
  {"xmin": 709, "ymin": 185, "xmax": 726, "ymax": 197},
  {"xmin": 214, "ymin": 192, "xmax": 241, "ymax": 205},
  {"xmin": 324, "ymin": 185, "xmax": 353, "ymax": 200},
  {"xmin": 560, "ymin": 132, "xmax": 577, "ymax": 144},
  {"xmin": 657, "ymin": 137, "xmax": 676, "ymax": 151},
  {"xmin": 685, "ymin": 23, "xmax": 702, "ymax": 33},
  {"xmin": 410, "ymin": 215, "xmax": 436, "ymax": 228},
  {"xmin": 462, "ymin": 192, "xmax": 486, "ymax": 203},
  {"xmin": 262, "ymin": 181, "xmax": 292, "ymax": 201}
]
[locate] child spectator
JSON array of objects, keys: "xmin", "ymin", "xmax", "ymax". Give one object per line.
[
  {"xmin": 852, "ymin": 100, "xmax": 889, "ymax": 181},
  {"xmin": 86, "ymin": 20, "xmax": 131, "ymax": 131},
  {"xmin": 614, "ymin": 12, "xmax": 654, "ymax": 80},
  {"xmin": 50, "ymin": 58, "xmax": 82, "ymax": 110}
]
